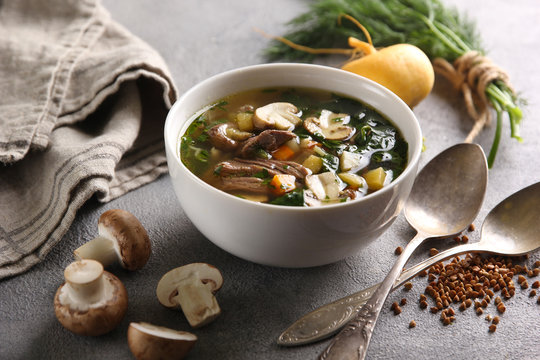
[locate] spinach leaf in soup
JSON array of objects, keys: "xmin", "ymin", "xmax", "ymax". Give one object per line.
[
  {"xmin": 270, "ymin": 189, "xmax": 305, "ymax": 206},
  {"xmin": 180, "ymin": 114, "xmax": 211, "ymax": 174},
  {"xmin": 321, "ymin": 153, "xmax": 339, "ymax": 173}
]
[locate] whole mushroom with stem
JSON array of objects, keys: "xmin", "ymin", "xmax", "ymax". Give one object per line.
[
  {"xmin": 74, "ymin": 209, "xmax": 151, "ymax": 271},
  {"xmin": 127, "ymin": 322, "xmax": 197, "ymax": 360},
  {"xmin": 54, "ymin": 259, "xmax": 128, "ymax": 336},
  {"xmin": 156, "ymin": 263, "xmax": 224, "ymax": 328}
]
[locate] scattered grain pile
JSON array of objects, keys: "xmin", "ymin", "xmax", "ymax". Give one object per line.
[
  {"xmin": 396, "ymin": 251, "xmax": 540, "ymax": 332},
  {"xmin": 392, "ymin": 226, "xmax": 540, "ymax": 332}
]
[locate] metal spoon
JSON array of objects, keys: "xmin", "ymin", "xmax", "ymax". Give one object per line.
[
  {"xmin": 278, "ymin": 182, "xmax": 540, "ymax": 347},
  {"xmin": 318, "ymin": 143, "xmax": 488, "ymax": 360}
]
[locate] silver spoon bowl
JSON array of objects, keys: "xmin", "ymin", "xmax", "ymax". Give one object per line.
[
  {"xmin": 406, "ymin": 180, "xmax": 540, "ymax": 271},
  {"xmin": 318, "ymin": 143, "xmax": 488, "ymax": 360}
]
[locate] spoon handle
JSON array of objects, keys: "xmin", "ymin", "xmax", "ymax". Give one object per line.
[
  {"xmin": 278, "ymin": 242, "xmax": 481, "ymax": 347},
  {"xmin": 319, "ymin": 233, "xmax": 427, "ymax": 360},
  {"xmin": 397, "ymin": 242, "xmax": 479, "ymax": 278}
]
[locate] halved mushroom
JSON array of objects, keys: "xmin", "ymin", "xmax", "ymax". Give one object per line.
[
  {"xmin": 340, "ymin": 151, "xmax": 370, "ymax": 172},
  {"xmin": 253, "ymin": 102, "xmax": 302, "ymax": 131},
  {"xmin": 54, "ymin": 259, "xmax": 128, "ymax": 336},
  {"xmin": 74, "ymin": 209, "xmax": 151, "ymax": 271},
  {"xmin": 127, "ymin": 322, "xmax": 197, "ymax": 360},
  {"xmin": 156, "ymin": 263, "xmax": 223, "ymax": 328},
  {"xmin": 304, "ymin": 109, "xmax": 355, "ymax": 140},
  {"xmin": 305, "ymin": 171, "xmax": 345, "ymax": 201}
]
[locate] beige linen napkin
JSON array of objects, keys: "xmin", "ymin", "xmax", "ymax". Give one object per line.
[{"xmin": 0, "ymin": 0, "xmax": 178, "ymax": 278}]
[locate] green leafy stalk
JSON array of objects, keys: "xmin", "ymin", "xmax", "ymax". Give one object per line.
[
  {"xmin": 266, "ymin": 0, "xmax": 480, "ymax": 61},
  {"xmin": 487, "ymin": 100, "xmax": 503, "ymax": 167},
  {"xmin": 266, "ymin": 0, "xmax": 524, "ymax": 167}
]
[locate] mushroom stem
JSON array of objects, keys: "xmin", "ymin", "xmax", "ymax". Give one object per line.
[
  {"xmin": 173, "ymin": 280, "xmax": 221, "ymax": 328},
  {"xmin": 62, "ymin": 260, "xmax": 108, "ymax": 306},
  {"xmin": 156, "ymin": 263, "xmax": 223, "ymax": 328},
  {"xmin": 74, "ymin": 235, "xmax": 118, "ymax": 267}
]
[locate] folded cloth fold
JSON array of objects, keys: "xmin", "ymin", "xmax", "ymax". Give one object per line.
[{"xmin": 0, "ymin": 0, "xmax": 178, "ymax": 278}]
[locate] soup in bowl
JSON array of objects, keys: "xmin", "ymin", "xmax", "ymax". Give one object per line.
[
  {"xmin": 180, "ymin": 87, "xmax": 408, "ymax": 206},
  {"xmin": 165, "ymin": 63, "xmax": 422, "ymax": 267}
]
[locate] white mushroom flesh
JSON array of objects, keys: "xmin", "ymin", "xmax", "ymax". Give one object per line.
[
  {"xmin": 171, "ymin": 275, "xmax": 221, "ymax": 328},
  {"xmin": 305, "ymin": 172, "xmax": 345, "ymax": 201},
  {"xmin": 303, "ymin": 189, "xmax": 321, "ymax": 207},
  {"xmin": 58, "ymin": 260, "xmax": 114, "ymax": 312},
  {"xmin": 73, "ymin": 223, "xmax": 121, "ymax": 266},
  {"xmin": 128, "ymin": 322, "xmax": 197, "ymax": 360},
  {"xmin": 253, "ymin": 102, "xmax": 302, "ymax": 131},
  {"xmin": 340, "ymin": 151, "xmax": 370, "ymax": 172},
  {"xmin": 130, "ymin": 322, "xmax": 197, "ymax": 341},
  {"xmin": 304, "ymin": 109, "xmax": 354, "ymax": 140},
  {"xmin": 157, "ymin": 264, "xmax": 223, "ymax": 328}
]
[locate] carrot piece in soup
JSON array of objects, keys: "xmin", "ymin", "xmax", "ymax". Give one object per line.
[
  {"xmin": 269, "ymin": 174, "xmax": 296, "ymax": 195},
  {"xmin": 272, "ymin": 144, "xmax": 295, "ymax": 161}
]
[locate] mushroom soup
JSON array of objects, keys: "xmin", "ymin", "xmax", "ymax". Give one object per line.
[{"xmin": 179, "ymin": 87, "xmax": 408, "ymax": 206}]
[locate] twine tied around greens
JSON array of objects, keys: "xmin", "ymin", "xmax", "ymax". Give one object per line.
[{"xmin": 433, "ymin": 51, "xmax": 514, "ymax": 143}]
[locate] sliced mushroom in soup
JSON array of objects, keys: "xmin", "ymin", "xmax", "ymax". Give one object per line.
[{"xmin": 179, "ymin": 87, "xmax": 408, "ymax": 206}]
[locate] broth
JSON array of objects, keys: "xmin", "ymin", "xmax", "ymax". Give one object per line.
[{"xmin": 179, "ymin": 87, "xmax": 408, "ymax": 206}]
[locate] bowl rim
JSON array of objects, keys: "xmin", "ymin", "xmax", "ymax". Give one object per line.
[{"xmin": 164, "ymin": 63, "xmax": 422, "ymax": 212}]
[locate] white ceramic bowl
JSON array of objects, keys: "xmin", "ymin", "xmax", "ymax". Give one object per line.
[{"xmin": 164, "ymin": 63, "xmax": 422, "ymax": 267}]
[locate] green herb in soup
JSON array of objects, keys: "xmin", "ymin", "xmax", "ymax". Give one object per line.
[{"xmin": 179, "ymin": 87, "xmax": 408, "ymax": 206}]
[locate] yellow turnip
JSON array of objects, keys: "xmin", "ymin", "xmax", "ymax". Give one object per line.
[
  {"xmin": 260, "ymin": 14, "xmax": 435, "ymax": 108},
  {"xmin": 341, "ymin": 39, "xmax": 434, "ymax": 108}
]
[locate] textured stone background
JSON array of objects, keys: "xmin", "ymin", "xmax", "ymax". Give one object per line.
[{"xmin": 1, "ymin": 1, "xmax": 540, "ymax": 359}]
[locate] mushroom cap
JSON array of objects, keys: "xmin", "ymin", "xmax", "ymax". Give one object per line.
[
  {"xmin": 303, "ymin": 110, "xmax": 355, "ymax": 140},
  {"xmin": 253, "ymin": 102, "xmax": 302, "ymax": 131},
  {"xmin": 54, "ymin": 268, "xmax": 128, "ymax": 336},
  {"xmin": 98, "ymin": 209, "xmax": 151, "ymax": 271},
  {"xmin": 207, "ymin": 123, "xmax": 239, "ymax": 151},
  {"xmin": 156, "ymin": 263, "xmax": 223, "ymax": 308},
  {"xmin": 127, "ymin": 322, "xmax": 197, "ymax": 360}
]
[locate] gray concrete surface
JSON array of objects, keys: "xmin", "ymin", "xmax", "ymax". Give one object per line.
[{"xmin": 2, "ymin": 0, "xmax": 540, "ymax": 359}]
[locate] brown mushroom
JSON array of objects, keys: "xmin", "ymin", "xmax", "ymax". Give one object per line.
[
  {"xmin": 207, "ymin": 122, "xmax": 253, "ymax": 152},
  {"xmin": 237, "ymin": 129, "xmax": 296, "ymax": 158},
  {"xmin": 127, "ymin": 322, "xmax": 197, "ymax": 360},
  {"xmin": 304, "ymin": 109, "xmax": 355, "ymax": 140},
  {"xmin": 54, "ymin": 259, "xmax": 128, "ymax": 336},
  {"xmin": 253, "ymin": 102, "xmax": 302, "ymax": 131},
  {"xmin": 156, "ymin": 263, "xmax": 223, "ymax": 328},
  {"xmin": 207, "ymin": 123, "xmax": 239, "ymax": 151},
  {"xmin": 225, "ymin": 126, "xmax": 253, "ymax": 141},
  {"xmin": 73, "ymin": 209, "xmax": 151, "ymax": 271}
]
